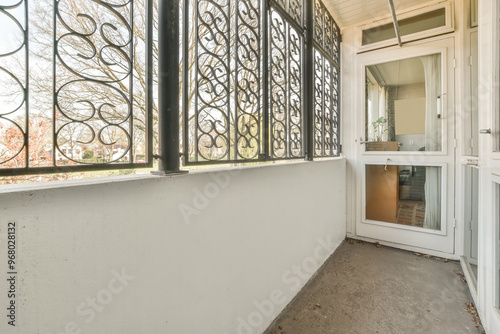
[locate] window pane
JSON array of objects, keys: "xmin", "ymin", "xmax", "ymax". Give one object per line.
[
  {"xmin": 366, "ymin": 164, "xmax": 442, "ymax": 230},
  {"xmin": 470, "ymin": 31, "xmax": 479, "ymax": 156},
  {"xmin": 497, "ymin": 184, "xmax": 500, "ymax": 308},
  {"xmin": 365, "ymin": 54, "xmax": 443, "ymax": 152},
  {"xmin": 362, "ymin": 8, "xmax": 446, "ymax": 45},
  {"xmin": 471, "ymin": 0, "xmax": 478, "ymax": 28},
  {"xmin": 497, "ymin": 5, "xmax": 500, "ymax": 152},
  {"xmin": 464, "ymin": 166, "xmax": 479, "ymax": 280}
]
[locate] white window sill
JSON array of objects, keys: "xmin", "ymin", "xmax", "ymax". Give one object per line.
[{"xmin": 0, "ymin": 157, "xmax": 345, "ymax": 195}]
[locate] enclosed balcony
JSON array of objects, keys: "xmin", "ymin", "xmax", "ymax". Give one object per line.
[{"xmin": 0, "ymin": 0, "xmax": 499, "ymax": 333}]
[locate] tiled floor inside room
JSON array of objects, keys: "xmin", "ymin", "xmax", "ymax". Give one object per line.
[{"xmin": 397, "ymin": 200, "xmax": 425, "ymax": 227}]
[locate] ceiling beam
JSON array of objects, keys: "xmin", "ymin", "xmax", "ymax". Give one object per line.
[{"xmin": 387, "ymin": 0, "xmax": 402, "ymax": 47}]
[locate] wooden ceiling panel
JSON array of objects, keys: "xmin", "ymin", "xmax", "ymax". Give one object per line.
[{"xmin": 322, "ymin": 0, "xmax": 433, "ymax": 28}]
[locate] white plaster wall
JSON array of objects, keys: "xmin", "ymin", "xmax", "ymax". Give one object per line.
[
  {"xmin": 0, "ymin": 159, "xmax": 346, "ymax": 334},
  {"xmin": 341, "ymin": 26, "xmax": 359, "ymax": 238}
]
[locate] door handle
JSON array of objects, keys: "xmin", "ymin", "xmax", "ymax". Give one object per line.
[
  {"xmin": 359, "ymin": 137, "xmax": 369, "ymax": 144},
  {"xmin": 385, "ymin": 158, "xmax": 391, "ymax": 171},
  {"xmin": 480, "ymin": 128, "xmax": 492, "ymax": 134},
  {"xmin": 462, "ymin": 158, "xmax": 479, "ymax": 166}
]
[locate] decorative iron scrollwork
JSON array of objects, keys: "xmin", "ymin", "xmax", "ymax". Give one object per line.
[
  {"xmin": 313, "ymin": 50, "xmax": 324, "ymax": 156},
  {"xmin": 272, "ymin": 0, "xmax": 302, "ymax": 26},
  {"xmin": 236, "ymin": 0, "xmax": 261, "ymax": 160},
  {"xmin": 288, "ymin": 0, "xmax": 303, "ymax": 25},
  {"xmin": 314, "ymin": 0, "xmax": 340, "ymax": 63},
  {"xmin": 189, "ymin": 0, "xmax": 263, "ymax": 163},
  {"xmin": 314, "ymin": 49, "xmax": 339, "ymax": 157},
  {"xmin": 269, "ymin": 9, "xmax": 303, "ymax": 159},
  {"xmin": 314, "ymin": 0, "xmax": 324, "ymax": 47},
  {"xmin": 0, "ymin": 0, "xmax": 152, "ymax": 177},
  {"xmin": 0, "ymin": 0, "xmax": 27, "ymax": 169},
  {"xmin": 184, "ymin": 0, "xmax": 339, "ymax": 165},
  {"xmin": 54, "ymin": 0, "xmax": 134, "ymax": 165},
  {"xmin": 313, "ymin": 0, "xmax": 340, "ymax": 157}
]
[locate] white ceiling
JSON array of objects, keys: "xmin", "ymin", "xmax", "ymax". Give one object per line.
[
  {"xmin": 323, "ymin": 0, "xmax": 431, "ymax": 28},
  {"xmin": 369, "ymin": 57, "xmax": 425, "ymax": 86}
]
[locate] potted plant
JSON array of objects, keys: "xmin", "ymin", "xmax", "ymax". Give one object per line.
[
  {"xmin": 371, "ymin": 116, "xmax": 388, "ymax": 142},
  {"xmin": 366, "ymin": 117, "xmax": 398, "ymax": 151}
]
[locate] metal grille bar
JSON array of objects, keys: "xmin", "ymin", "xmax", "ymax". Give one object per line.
[
  {"xmin": 0, "ymin": 0, "xmax": 154, "ymax": 177},
  {"xmin": 184, "ymin": 0, "xmax": 264, "ymax": 164},
  {"xmin": 269, "ymin": 6, "xmax": 304, "ymax": 159},
  {"xmin": 312, "ymin": 0, "xmax": 340, "ymax": 158},
  {"xmin": 0, "ymin": 1, "xmax": 29, "ymax": 172},
  {"xmin": 184, "ymin": 0, "xmax": 340, "ymax": 165}
]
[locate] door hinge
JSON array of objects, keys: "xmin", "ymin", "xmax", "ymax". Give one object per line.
[
  {"xmin": 453, "ymin": 58, "xmax": 456, "ymax": 68},
  {"xmin": 469, "ymin": 55, "xmax": 473, "ymax": 66},
  {"xmin": 453, "ymin": 218, "xmax": 457, "ymax": 228},
  {"xmin": 454, "ymin": 138, "xmax": 457, "ymax": 148}
]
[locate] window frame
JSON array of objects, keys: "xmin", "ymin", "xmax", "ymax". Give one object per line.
[
  {"xmin": 357, "ymin": 1, "xmax": 454, "ymax": 53},
  {"xmin": 0, "ymin": 0, "xmax": 155, "ymax": 177},
  {"xmin": 0, "ymin": 0, "xmax": 342, "ymax": 178},
  {"xmin": 181, "ymin": 0, "xmax": 341, "ymax": 166}
]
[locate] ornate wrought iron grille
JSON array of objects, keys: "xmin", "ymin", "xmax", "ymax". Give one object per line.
[
  {"xmin": 183, "ymin": 0, "xmax": 264, "ymax": 164},
  {"xmin": 312, "ymin": 0, "xmax": 340, "ymax": 157},
  {"xmin": 0, "ymin": 0, "xmax": 29, "ymax": 172},
  {"xmin": 268, "ymin": 2, "xmax": 305, "ymax": 159},
  {"xmin": 0, "ymin": 0, "xmax": 153, "ymax": 176},
  {"xmin": 184, "ymin": 0, "xmax": 340, "ymax": 165}
]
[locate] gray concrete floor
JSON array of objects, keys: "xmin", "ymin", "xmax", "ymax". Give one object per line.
[{"xmin": 264, "ymin": 240, "xmax": 480, "ymax": 334}]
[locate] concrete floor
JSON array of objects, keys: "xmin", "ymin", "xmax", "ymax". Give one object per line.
[{"xmin": 264, "ymin": 240, "xmax": 480, "ymax": 334}]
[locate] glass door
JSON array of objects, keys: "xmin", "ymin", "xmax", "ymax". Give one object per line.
[{"xmin": 355, "ymin": 37, "xmax": 455, "ymax": 254}]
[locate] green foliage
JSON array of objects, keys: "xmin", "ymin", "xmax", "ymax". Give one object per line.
[
  {"xmin": 371, "ymin": 117, "xmax": 388, "ymax": 142},
  {"xmin": 83, "ymin": 150, "xmax": 94, "ymax": 160}
]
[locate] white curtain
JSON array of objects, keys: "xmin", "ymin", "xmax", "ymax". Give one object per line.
[
  {"xmin": 367, "ymin": 84, "xmax": 377, "ymax": 141},
  {"xmin": 378, "ymin": 86, "xmax": 389, "ymax": 141},
  {"xmin": 366, "ymin": 83, "xmax": 388, "ymax": 141},
  {"xmin": 421, "ymin": 55, "xmax": 442, "ymax": 230}
]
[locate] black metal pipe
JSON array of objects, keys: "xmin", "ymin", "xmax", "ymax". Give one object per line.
[
  {"xmin": 24, "ymin": 0, "xmax": 29, "ymax": 169},
  {"xmin": 182, "ymin": 0, "xmax": 189, "ymax": 165},
  {"xmin": 157, "ymin": 0, "xmax": 181, "ymax": 173},
  {"xmin": 146, "ymin": 0, "xmax": 154, "ymax": 163},
  {"xmin": 305, "ymin": 0, "xmax": 314, "ymax": 161},
  {"xmin": 262, "ymin": 0, "xmax": 269, "ymax": 160}
]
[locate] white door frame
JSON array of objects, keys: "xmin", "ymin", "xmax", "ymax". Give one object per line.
[
  {"xmin": 476, "ymin": 0, "xmax": 500, "ymax": 332},
  {"xmin": 353, "ymin": 36, "xmax": 456, "ymax": 256}
]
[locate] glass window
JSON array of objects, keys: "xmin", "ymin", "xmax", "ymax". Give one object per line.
[
  {"xmin": 497, "ymin": 184, "xmax": 500, "ymax": 308},
  {"xmin": 469, "ymin": 31, "xmax": 479, "ymax": 156},
  {"xmin": 497, "ymin": 6, "xmax": 500, "ymax": 152},
  {"xmin": 365, "ymin": 54, "xmax": 443, "ymax": 152},
  {"xmin": 464, "ymin": 166, "xmax": 479, "ymax": 280},
  {"xmin": 362, "ymin": 8, "xmax": 446, "ymax": 45},
  {"xmin": 471, "ymin": 0, "xmax": 478, "ymax": 28},
  {"xmin": 366, "ymin": 164, "xmax": 442, "ymax": 230}
]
